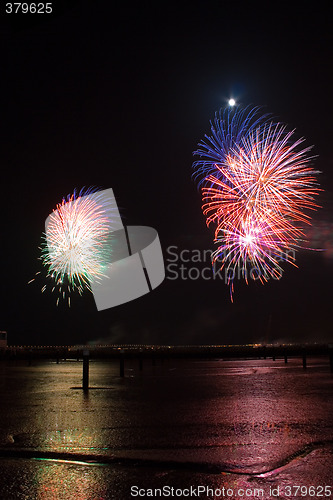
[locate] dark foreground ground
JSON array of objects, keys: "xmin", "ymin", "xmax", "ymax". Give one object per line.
[{"xmin": 0, "ymin": 356, "xmax": 332, "ymax": 499}]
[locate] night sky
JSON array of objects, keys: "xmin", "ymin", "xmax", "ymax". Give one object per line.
[{"xmin": 0, "ymin": 1, "xmax": 332, "ymax": 346}]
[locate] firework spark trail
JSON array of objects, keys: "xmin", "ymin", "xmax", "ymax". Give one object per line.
[
  {"xmin": 193, "ymin": 106, "xmax": 271, "ymax": 187},
  {"xmin": 41, "ymin": 188, "xmax": 113, "ymax": 304},
  {"xmin": 193, "ymin": 106, "xmax": 321, "ymax": 298}
]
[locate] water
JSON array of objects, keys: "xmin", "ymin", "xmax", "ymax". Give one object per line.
[{"xmin": 0, "ymin": 357, "xmax": 332, "ymax": 499}]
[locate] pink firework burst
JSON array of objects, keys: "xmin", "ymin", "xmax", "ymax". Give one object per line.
[{"xmin": 193, "ymin": 108, "xmax": 321, "ymax": 298}]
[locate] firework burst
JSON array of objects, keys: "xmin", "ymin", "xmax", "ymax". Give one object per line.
[
  {"xmin": 193, "ymin": 106, "xmax": 320, "ymax": 298},
  {"xmin": 193, "ymin": 106, "xmax": 270, "ymax": 186},
  {"xmin": 40, "ymin": 188, "xmax": 113, "ymax": 305}
]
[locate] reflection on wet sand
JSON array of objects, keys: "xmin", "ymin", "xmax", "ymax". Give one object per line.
[{"xmin": 0, "ymin": 357, "xmax": 332, "ymax": 498}]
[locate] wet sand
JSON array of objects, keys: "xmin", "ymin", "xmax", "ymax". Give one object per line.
[{"xmin": 0, "ymin": 357, "xmax": 332, "ymax": 498}]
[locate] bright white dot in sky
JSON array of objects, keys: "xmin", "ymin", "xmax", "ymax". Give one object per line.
[{"xmin": 228, "ymin": 98, "xmax": 236, "ymax": 106}]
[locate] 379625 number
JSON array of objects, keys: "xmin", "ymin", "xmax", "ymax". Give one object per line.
[
  {"xmin": 5, "ymin": 3, "xmax": 52, "ymax": 14},
  {"xmin": 284, "ymin": 485, "xmax": 332, "ymax": 497}
]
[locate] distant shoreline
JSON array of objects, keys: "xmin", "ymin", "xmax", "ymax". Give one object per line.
[{"xmin": 1, "ymin": 343, "xmax": 332, "ymax": 361}]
